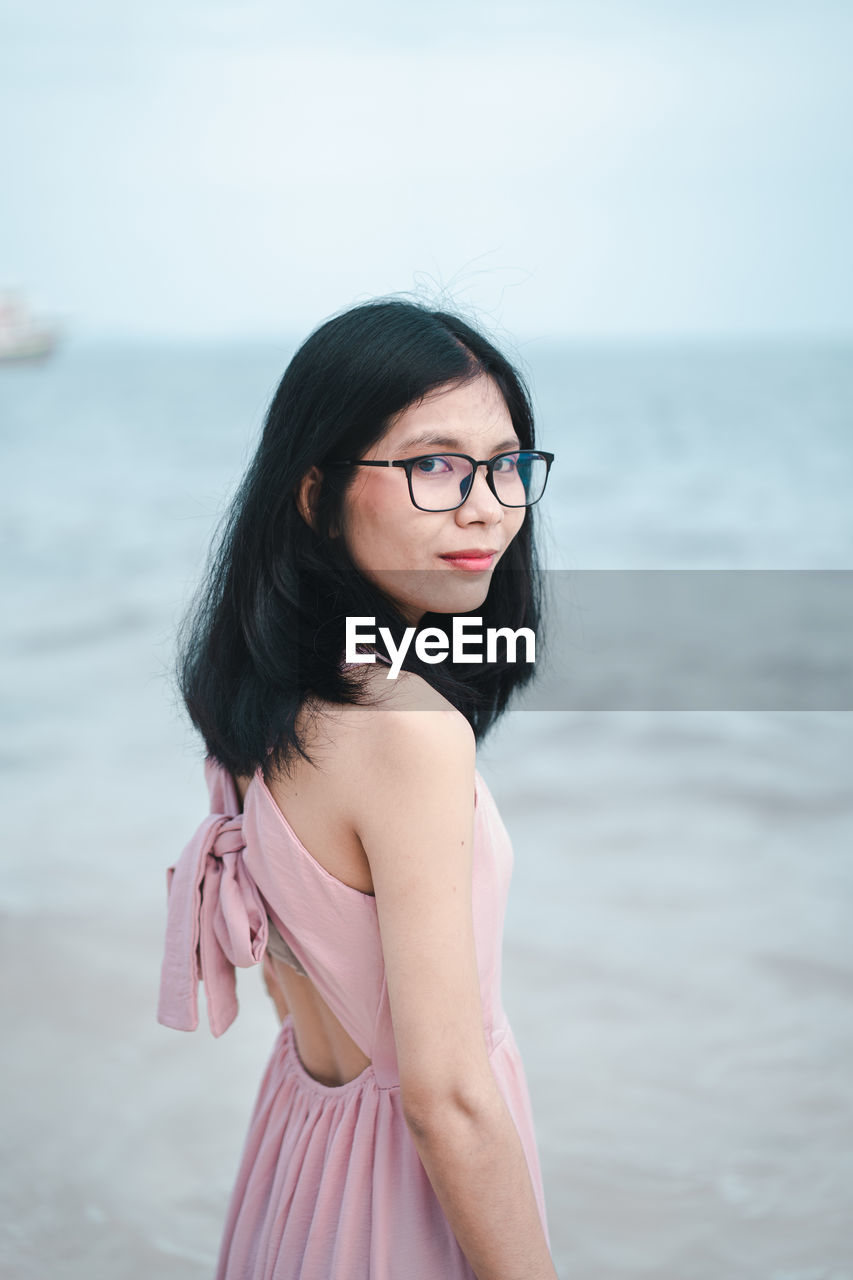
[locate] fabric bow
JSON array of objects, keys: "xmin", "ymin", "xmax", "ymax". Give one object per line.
[{"xmin": 157, "ymin": 807, "xmax": 269, "ymax": 1037}]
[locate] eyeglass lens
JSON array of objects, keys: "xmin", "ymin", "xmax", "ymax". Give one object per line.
[{"xmin": 410, "ymin": 452, "xmax": 548, "ymax": 511}]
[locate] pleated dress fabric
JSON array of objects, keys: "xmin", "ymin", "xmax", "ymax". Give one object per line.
[{"xmin": 158, "ymin": 710, "xmax": 550, "ymax": 1279}]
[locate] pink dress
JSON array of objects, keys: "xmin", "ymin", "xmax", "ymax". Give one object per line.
[{"xmin": 158, "ymin": 744, "xmax": 550, "ymax": 1277}]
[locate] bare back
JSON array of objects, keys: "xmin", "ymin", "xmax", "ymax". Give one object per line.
[{"xmin": 233, "ymin": 664, "xmax": 471, "ymax": 1089}]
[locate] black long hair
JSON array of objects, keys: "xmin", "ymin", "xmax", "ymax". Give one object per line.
[{"xmin": 176, "ymin": 298, "xmax": 547, "ymax": 780}]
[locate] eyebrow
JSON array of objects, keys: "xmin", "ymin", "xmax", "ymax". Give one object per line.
[{"xmin": 395, "ymin": 431, "xmax": 521, "ymax": 455}]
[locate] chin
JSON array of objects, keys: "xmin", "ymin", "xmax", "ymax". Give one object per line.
[
  {"xmin": 415, "ymin": 580, "xmax": 491, "ymax": 619},
  {"xmin": 371, "ymin": 568, "xmax": 492, "ymax": 623}
]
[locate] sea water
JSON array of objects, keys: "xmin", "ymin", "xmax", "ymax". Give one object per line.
[{"xmin": 1, "ymin": 339, "xmax": 851, "ymax": 1278}]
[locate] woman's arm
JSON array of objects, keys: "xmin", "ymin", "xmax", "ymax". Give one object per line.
[{"xmin": 350, "ymin": 705, "xmax": 557, "ymax": 1280}]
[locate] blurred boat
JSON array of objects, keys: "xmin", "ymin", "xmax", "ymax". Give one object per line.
[{"xmin": 0, "ymin": 293, "xmax": 60, "ymax": 363}]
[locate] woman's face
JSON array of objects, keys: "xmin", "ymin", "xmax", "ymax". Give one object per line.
[{"xmin": 338, "ymin": 374, "xmax": 526, "ymax": 624}]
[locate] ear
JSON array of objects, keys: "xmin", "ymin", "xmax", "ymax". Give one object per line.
[{"xmin": 295, "ymin": 465, "xmax": 324, "ymax": 532}]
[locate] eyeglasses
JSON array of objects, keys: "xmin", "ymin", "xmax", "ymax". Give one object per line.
[{"xmin": 327, "ymin": 450, "xmax": 555, "ymax": 512}]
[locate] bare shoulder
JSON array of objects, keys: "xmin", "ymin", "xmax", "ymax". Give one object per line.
[
  {"xmin": 336, "ymin": 664, "xmax": 475, "ymax": 759},
  {"xmin": 247, "ymin": 666, "xmax": 474, "ymax": 892},
  {"xmin": 315, "ymin": 665, "xmax": 475, "ymax": 813}
]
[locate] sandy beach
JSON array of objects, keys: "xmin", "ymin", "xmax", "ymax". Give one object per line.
[{"xmin": 3, "ymin": 697, "xmax": 852, "ymax": 1279}]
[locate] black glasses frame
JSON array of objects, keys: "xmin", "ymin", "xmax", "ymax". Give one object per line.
[{"xmin": 326, "ymin": 450, "xmax": 555, "ymax": 512}]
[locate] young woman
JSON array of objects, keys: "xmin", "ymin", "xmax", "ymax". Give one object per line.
[{"xmin": 158, "ymin": 299, "xmax": 558, "ymax": 1280}]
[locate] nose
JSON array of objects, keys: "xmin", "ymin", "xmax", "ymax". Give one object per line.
[{"xmin": 458, "ymin": 462, "xmax": 503, "ymax": 521}]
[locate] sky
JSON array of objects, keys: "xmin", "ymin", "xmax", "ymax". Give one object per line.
[{"xmin": 2, "ymin": 0, "xmax": 851, "ymax": 340}]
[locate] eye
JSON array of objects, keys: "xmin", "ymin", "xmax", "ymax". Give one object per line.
[
  {"xmin": 413, "ymin": 455, "xmax": 454, "ymax": 476},
  {"xmin": 493, "ymin": 453, "xmax": 519, "ymax": 473}
]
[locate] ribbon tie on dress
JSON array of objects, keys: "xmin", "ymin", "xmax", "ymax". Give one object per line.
[{"xmin": 157, "ymin": 810, "xmax": 269, "ymax": 1038}]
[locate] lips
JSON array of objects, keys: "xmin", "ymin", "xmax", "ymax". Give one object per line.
[
  {"xmin": 439, "ymin": 549, "xmax": 498, "ymax": 571},
  {"xmin": 442, "ymin": 549, "xmax": 500, "ymax": 558}
]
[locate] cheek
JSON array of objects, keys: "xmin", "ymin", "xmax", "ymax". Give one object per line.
[
  {"xmin": 361, "ymin": 493, "xmax": 401, "ymax": 543},
  {"xmin": 508, "ymin": 508, "xmax": 526, "ymax": 542},
  {"xmin": 342, "ymin": 487, "xmax": 402, "ymax": 558}
]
